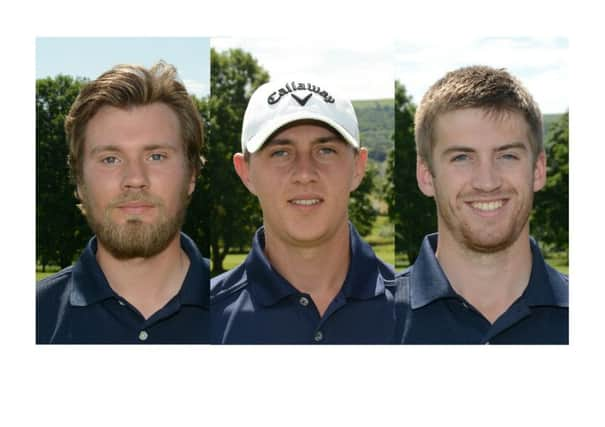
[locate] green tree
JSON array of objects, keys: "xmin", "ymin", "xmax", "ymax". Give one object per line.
[
  {"xmin": 205, "ymin": 49, "xmax": 269, "ymax": 274},
  {"xmin": 389, "ymin": 81, "xmax": 436, "ymax": 265},
  {"xmin": 532, "ymin": 111, "xmax": 569, "ymax": 257},
  {"xmin": 349, "ymin": 161, "xmax": 378, "ymax": 236},
  {"xmin": 182, "ymin": 95, "xmax": 211, "ymax": 257},
  {"xmin": 36, "ymin": 75, "xmax": 90, "ymax": 269}
]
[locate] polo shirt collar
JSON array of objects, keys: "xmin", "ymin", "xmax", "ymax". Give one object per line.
[
  {"xmin": 410, "ymin": 233, "xmax": 569, "ymax": 309},
  {"xmin": 70, "ymin": 233, "xmax": 209, "ymax": 308},
  {"xmin": 246, "ymin": 223, "xmax": 388, "ymax": 307},
  {"xmin": 410, "ymin": 233, "xmax": 457, "ymax": 309},
  {"xmin": 179, "ymin": 233, "xmax": 210, "ymax": 308},
  {"xmin": 69, "ymin": 237, "xmax": 116, "ymax": 306},
  {"xmin": 521, "ymin": 238, "xmax": 568, "ymax": 308}
]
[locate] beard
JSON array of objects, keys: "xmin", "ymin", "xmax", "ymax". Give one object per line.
[
  {"xmin": 80, "ymin": 187, "xmax": 190, "ymax": 260},
  {"xmin": 434, "ymin": 187, "xmax": 533, "ymax": 254}
]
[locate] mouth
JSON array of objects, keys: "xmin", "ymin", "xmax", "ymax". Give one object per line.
[
  {"xmin": 288, "ymin": 197, "xmax": 323, "ymax": 208},
  {"xmin": 116, "ymin": 202, "xmax": 155, "ymax": 215},
  {"xmin": 469, "ymin": 200, "xmax": 505, "ymax": 212}
]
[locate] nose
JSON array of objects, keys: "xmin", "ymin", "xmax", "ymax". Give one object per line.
[
  {"xmin": 471, "ymin": 158, "xmax": 502, "ymax": 192},
  {"xmin": 121, "ymin": 158, "xmax": 149, "ymax": 191},
  {"xmin": 292, "ymin": 152, "xmax": 318, "ymax": 184}
]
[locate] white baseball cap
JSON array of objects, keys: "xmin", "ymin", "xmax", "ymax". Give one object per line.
[{"xmin": 241, "ymin": 79, "xmax": 360, "ymax": 153}]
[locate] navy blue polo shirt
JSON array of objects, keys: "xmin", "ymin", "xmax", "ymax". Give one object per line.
[
  {"xmin": 394, "ymin": 233, "xmax": 569, "ymax": 344},
  {"xmin": 36, "ymin": 233, "xmax": 210, "ymax": 344},
  {"xmin": 210, "ymin": 224, "xmax": 398, "ymax": 344}
]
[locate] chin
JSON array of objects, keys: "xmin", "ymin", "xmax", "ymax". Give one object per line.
[{"xmin": 461, "ymin": 229, "xmax": 520, "ymax": 253}]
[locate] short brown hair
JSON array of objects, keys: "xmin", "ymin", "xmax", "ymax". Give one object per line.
[
  {"xmin": 414, "ymin": 65, "xmax": 543, "ymax": 171},
  {"xmin": 65, "ymin": 61, "xmax": 204, "ymax": 184}
]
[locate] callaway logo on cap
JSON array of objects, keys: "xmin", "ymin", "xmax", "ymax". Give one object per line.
[{"xmin": 241, "ymin": 79, "xmax": 360, "ymax": 153}]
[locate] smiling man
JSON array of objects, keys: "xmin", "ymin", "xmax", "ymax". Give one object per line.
[
  {"xmin": 395, "ymin": 65, "xmax": 568, "ymax": 344},
  {"xmin": 36, "ymin": 62, "xmax": 210, "ymax": 344},
  {"xmin": 210, "ymin": 79, "xmax": 397, "ymax": 344}
]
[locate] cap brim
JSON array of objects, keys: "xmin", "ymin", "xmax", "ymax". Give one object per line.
[{"xmin": 244, "ymin": 111, "xmax": 360, "ymax": 153}]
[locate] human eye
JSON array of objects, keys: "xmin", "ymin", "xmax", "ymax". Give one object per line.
[
  {"xmin": 451, "ymin": 153, "xmax": 470, "ymax": 162},
  {"xmin": 148, "ymin": 152, "xmax": 167, "ymax": 161},
  {"xmin": 499, "ymin": 152, "xmax": 520, "ymax": 161},
  {"xmin": 270, "ymin": 149, "xmax": 289, "ymax": 158},
  {"xmin": 318, "ymin": 146, "xmax": 337, "ymax": 156},
  {"xmin": 101, "ymin": 155, "xmax": 120, "ymax": 165}
]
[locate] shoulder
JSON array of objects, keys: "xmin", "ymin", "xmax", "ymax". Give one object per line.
[
  {"xmin": 543, "ymin": 262, "xmax": 569, "ymax": 306},
  {"xmin": 544, "ymin": 262, "xmax": 568, "ymax": 284},
  {"xmin": 36, "ymin": 266, "xmax": 73, "ymax": 301},
  {"xmin": 210, "ymin": 262, "xmax": 250, "ymax": 304},
  {"xmin": 36, "ymin": 266, "xmax": 74, "ymax": 344}
]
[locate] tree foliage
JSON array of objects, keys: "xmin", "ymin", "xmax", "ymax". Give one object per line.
[
  {"xmin": 36, "ymin": 75, "xmax": 90, "ymax": 269},
  {"xmin": 204, "ymin": 49, "xmax": 269, "ymax": 273},
  {"xmin": 349, "ymin": 161, "xmax": 378, "ymax": 236},
  {"xmin": 389, "ymin": 81, "xmax": 436, "ymax": 265},
  {"xmin": 182, "ymin": 95, "xmax": 211, "ymax": 257},
  {"xmin": 532, "ymin": 111, "xmax": 569, "ymax": 256}
]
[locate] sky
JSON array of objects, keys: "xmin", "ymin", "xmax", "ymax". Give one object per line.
[
  {"xmin": 395, "ymin": 37, "xmax": 568, "ymax": 114},
  {"xmin": 36, "ymin": 37, "xmax": 210, "ymax": 98},
  {"xmin": 213, "ymin": 37, "xmax": 567, "ymax": 114},
  {"xmin": 35, "ymin": 37, "xmax": 567, "ymax": 113},
  {"xmin": 212, "ymin": 37, "xmax": 395, "ymax": 101}
]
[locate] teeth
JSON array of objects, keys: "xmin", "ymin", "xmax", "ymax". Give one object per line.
[
  {"xmin": 472, "ymin": 200, "xmax": 503, "ymax": 211},
  {"xmin": 291, "ymin": 199, "xmax": 320, "ymax": 206}
]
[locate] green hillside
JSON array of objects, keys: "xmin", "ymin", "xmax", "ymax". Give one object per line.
[
  {"xmin": 352, "ymin": 99, "xmax": 394, "ymax": 163},
  {"xmin": 543, "ymin": 113, "xmax": 563, "ymax": 141}
]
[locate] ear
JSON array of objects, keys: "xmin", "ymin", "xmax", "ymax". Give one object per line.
[
  {"xmin": 233, "ymin": 152, "xmax": 257, "ymax": 195},
  {"xmin": 533, "ymin": 150, "xmax": 547, "ymax": 192},
  {"xmin": 349, "ymin": 147, "xmax": 368, "ymax": 191},
  {"xmin": 187, "ymin": 169, "xmax": 196, "ymax": 197},
  {"xmin": 76, "ymin": 183, "xmax": 84, "ymax": 201},
  {"xmin": 416, "ymin": 155, "xmax": 435, "ymax": 197}
]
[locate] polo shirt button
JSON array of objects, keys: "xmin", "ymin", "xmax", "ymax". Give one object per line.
[
  {"xmin": 299, "ymin": 296, "xmax": 309, "ymax": 307},
  {"xmin": 314, "ymin": 331, "xmax": 323, "ymax": 342},
  {"xmin": 138, "ymin": 330, "xmax": 149, "ymax": 341}
]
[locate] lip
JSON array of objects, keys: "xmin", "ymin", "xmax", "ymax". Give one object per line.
[
  {"xmin": 464, "ymin": 198, "xmax": 508, "ymax": 216},
  {"xmin": 287, "ymin": 195, "xmax": 324, "ymax": 209},
  {"xmin": 116, "ymin": 202, "xmax": 155, "ymax": 215}
]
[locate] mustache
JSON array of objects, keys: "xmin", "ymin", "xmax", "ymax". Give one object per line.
[{"xmin": 108, "ymin": 192, "xmax": 164, "ymax": 209}]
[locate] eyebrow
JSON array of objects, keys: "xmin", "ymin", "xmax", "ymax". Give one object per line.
[
  {"xmin": 265, "ymin": 135, "xmax": 345, "ymax": 146},
  {"xmin": 89, "ymin": 143, "xmax": 177, "ymax": 155},
  {"xmin": 494, "ymin": 142, "xmax": 528, "ymax": 152},
  {"xmin": 441, "ymin": 142, "xmax": 528, "ymax": 157}
]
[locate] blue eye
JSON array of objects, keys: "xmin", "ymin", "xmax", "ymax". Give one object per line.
[
  {"xmin": 451, "ymin": 153, "xmax": 470, "ymax": 162},
  {"xmin": 149, "ymin": 153, "xmax": 167, "ymax": 161},
  {"xmin": 270, "ymin": 150, "xmax": 289, "ymax": 158},
  {"xmin": 101, "ymin": 156, "xmax": 120, "ymax": 165},
  {"xmin": 500, "ymin": 153, "xmax": 519, "ymax": 160},
  {"xmin": 318, "ymin": 147, "xmax": 337, "ymax": 156}
]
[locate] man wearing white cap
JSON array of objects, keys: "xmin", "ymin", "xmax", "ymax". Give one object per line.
[{"xmin": 210, "ymin": 79, "xmax": 398, "ymax": 344}]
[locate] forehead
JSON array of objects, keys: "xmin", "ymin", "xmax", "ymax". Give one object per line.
[
  {"xmin": 266, "ymin": 121, "xmax": 342, "ymax": 144},
  {"xmin": 433, "ymin": 108, "xmax": 531, "ymax": 151},
  {"xmin": 84, "ymin": 102, "xmax": 182, "ymax": 149}
]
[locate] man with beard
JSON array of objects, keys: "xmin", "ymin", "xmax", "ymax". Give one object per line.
[
  {"xmin": 395, "ymin": 65, "xmax": 568, "ymax": 344},
  {"xmin": 36, "ymin": 62, "xmax": 210, "ymax": 344}
]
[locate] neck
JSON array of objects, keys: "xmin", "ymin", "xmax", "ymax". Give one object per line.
[
  {"xmin": 96, "ymin": 233, "xmax": 189, "ymax": 320},
  {"xmin": 435, "ymin": 226, "xmax": 533, "ymax": 324},
  {"xmin": 263, "ymin": 222, "xmax": 351, "ymax": 317}
]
